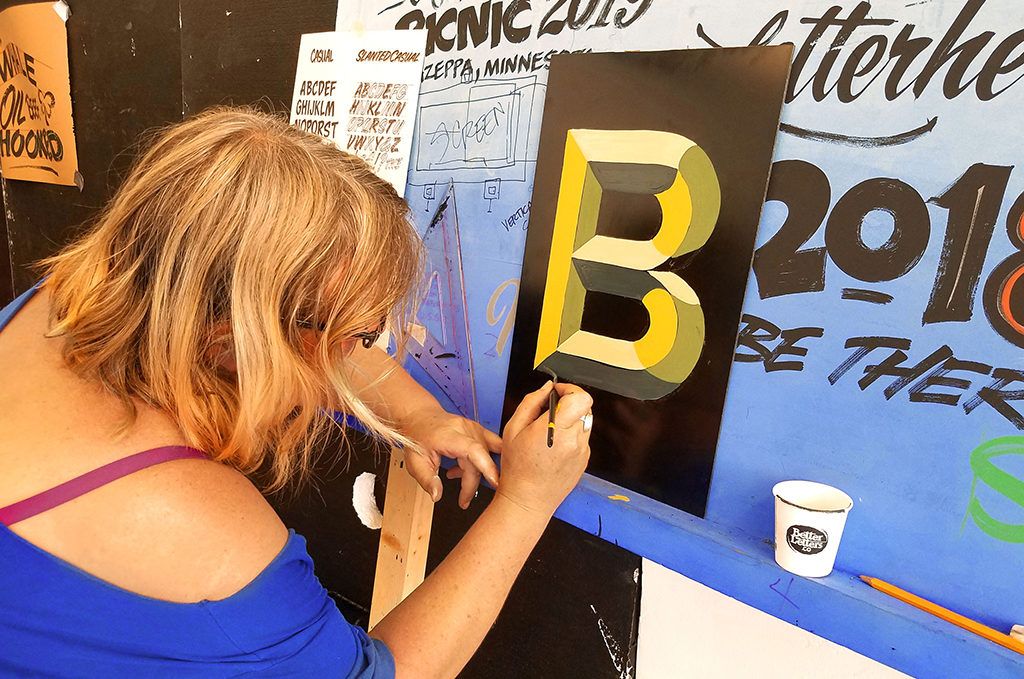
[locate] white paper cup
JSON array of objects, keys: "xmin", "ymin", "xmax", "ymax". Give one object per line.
[{"xmin": 773, "ymin": 480, "xmax": 853, "ymax": 578}]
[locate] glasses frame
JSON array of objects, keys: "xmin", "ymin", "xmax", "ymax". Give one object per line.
[{"xmin": 294, "ymin": 316, "xmax": 386, "ymax": 349}]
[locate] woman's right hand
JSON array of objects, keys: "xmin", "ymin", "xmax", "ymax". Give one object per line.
[
  {"xmin": 496, "ymin": 381, "xmax": 593, "ymax": 517},
  {"xmin": 371, "ymin": 380, "xmax": 593, "ymax": 678}
]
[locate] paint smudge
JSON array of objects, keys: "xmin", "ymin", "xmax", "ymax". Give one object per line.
[
  {"xmin": 608, "ymin": 494, "xmax": 630, "ymax": 502},
  {"xmin": 590, "ymin": 604, "xmax": 633, "ymax": 679}
]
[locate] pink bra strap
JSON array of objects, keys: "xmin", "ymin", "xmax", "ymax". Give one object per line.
[{"xmin": 0, "ymin": 446, "xmax": 208, "ymax": 527}]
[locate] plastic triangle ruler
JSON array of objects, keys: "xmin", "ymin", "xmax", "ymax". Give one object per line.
[{"xmin": 409, "ymin": 181, "xmax": 478, "ymax": 420}]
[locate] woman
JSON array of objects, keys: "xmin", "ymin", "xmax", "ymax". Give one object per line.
[{"xmin": 0, "ymin": 108, "xmax": 592, "ymax": 677}]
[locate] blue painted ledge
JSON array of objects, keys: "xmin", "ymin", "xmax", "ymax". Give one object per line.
[{"xmin": 554, "ymin": 474, "xmax": 1024, "ymax": 679}]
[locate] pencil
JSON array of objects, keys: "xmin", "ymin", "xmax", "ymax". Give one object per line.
[{"xmin": 860, "ymin": 575, "xmax": 1024, "ymax": 656}]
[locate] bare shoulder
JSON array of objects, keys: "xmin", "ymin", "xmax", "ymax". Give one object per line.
[
  {"xmin": 0, "ymin": 287, "xmax": 290, "ymax": 603},
  {"xmin": 20, "ymin": 456, "xmax": 290, "ymax": 604},
  {"xmin": 115, "ymin": 458, "xmax": 291, "ymax": 602}
]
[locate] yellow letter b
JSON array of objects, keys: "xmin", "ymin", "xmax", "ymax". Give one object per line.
[{"xmin": 534, "ymin": 129, "xmax": 721, "ymax": 400}]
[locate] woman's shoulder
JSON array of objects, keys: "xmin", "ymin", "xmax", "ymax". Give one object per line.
[
  {"xmin": 6, "ymin": 449, "xmax": 289, "ymax": 605},
  {"xmin": 90, "ymin": 454, "xmax": 291, "ymax": 603},
  {"xmin": 0, "ymin": 286, "xmax": 290, "ymax": 604},
  {"xmin": 1, "ymin": 456, "xmax": 387, "ymax": 676}
]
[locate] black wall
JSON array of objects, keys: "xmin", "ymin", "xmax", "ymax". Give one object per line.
[
  {"xmin": 1, "ymin": 0, "xmax": 182, "ymax": 299},
  {"xmin": 1, "ymin": 211, "xmax": 12, "ymax": 305}
]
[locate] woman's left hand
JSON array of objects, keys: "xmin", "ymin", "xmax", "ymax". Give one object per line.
[{"xmin": 402, "ymin": 408, "xmax": 502, "ymax": 509}]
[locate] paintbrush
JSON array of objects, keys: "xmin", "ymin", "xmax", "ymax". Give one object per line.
[{"xmin": 540, "ymin": 367, "xmax": 558, "ymax": 447}]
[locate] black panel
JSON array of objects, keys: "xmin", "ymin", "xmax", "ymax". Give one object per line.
[
  {"xmin": 1, "ymin": 0, "xmax": 182, "ymax": 293},
  {"xmin": 503, "ymin": 47, "xmax": 793, "ymax": 517},
  {"xmin": 273, "ymin": 438, "xmax": 642, "ymax": 679},
  {"xmin": 428, "ymin": 480, "xmax": 642, "ymax": 679},
  {"xmin": 277, "ymin": 450, "xmax": 642, "ymax": 679},
  {"xmin": 269, "ymin": 431, "xmax": 391, "ymax": 627}
]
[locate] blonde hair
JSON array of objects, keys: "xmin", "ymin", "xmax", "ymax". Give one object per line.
[{"xmin": 39, "ymin": 106, "xmax": 423, "ymax": 491}]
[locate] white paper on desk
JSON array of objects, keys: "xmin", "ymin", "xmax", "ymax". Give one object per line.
[{"xmin": 289, "ymin": 29, "xmax": 426, "ymax": 194}]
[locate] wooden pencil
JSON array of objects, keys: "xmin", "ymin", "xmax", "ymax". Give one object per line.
[{"xmin": 860, "ymin": 576, "xmax": 1024, "ymax": 656}]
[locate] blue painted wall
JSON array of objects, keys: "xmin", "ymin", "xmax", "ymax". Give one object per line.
[{"xmin": 340, "ymin": 0, "xmax": 1024, "ymax": 646}]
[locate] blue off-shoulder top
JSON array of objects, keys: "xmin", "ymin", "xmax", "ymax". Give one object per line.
[{"xmin": 0, "ymin": 283, "xmax": 395, "ymax": 677}]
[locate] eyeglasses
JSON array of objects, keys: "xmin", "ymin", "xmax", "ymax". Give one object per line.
[
  {"xmin": 295, "ymin": 316, "xmax": 386, "ymax": 349},
  {"xmin": 354, "ymin": 318, "xmax": 386, "ymax": 348}
]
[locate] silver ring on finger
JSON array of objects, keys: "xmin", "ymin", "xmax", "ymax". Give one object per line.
[{"xmin": 580, "ymin": 413, "xmax": 593, "ymax": 432}]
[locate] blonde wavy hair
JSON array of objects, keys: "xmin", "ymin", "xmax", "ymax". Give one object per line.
[{"xmin": 39, "ymin": 106, "xmax": 423, "ymax": 491}]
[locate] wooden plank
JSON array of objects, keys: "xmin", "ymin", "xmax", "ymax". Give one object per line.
[{"xmin": 369, "ymin": 447, "xmax": 434, "ymax": 629}]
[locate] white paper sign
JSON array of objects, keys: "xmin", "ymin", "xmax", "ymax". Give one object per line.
[{"xmin": 289, "ymin": 29, "xmax": 426, "ymax": 194}]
